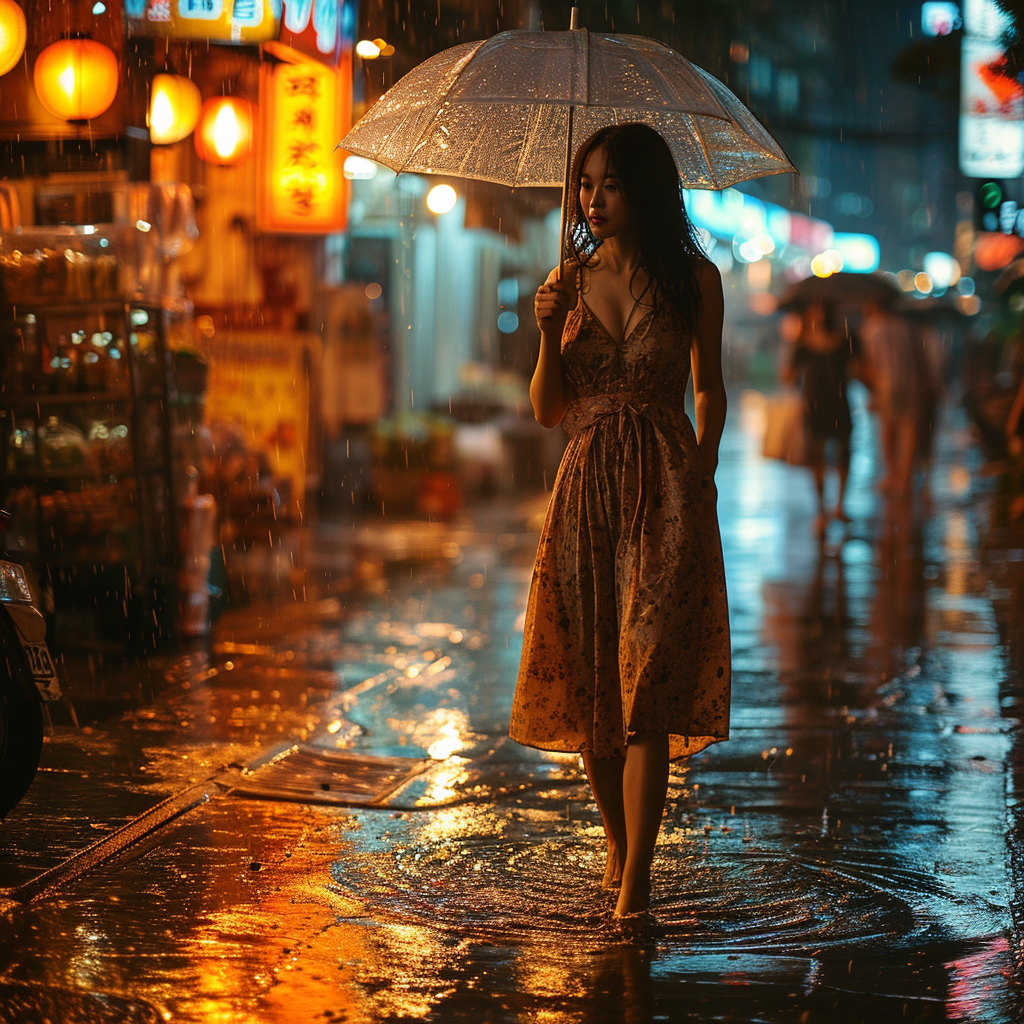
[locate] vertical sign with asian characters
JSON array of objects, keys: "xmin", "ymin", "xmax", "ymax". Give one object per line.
[
  {"xmin": 258, "ymin": 57, "xmax": 351, "ymax": 233},
  {"xmin": 959, "ymin": 0, "xmax": 1024, "ymax": 177}
]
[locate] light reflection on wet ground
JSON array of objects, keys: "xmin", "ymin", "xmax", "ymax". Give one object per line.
[{"xmin": 1, "ymin": 389, "xmax": 1022, "ymax": 1022}]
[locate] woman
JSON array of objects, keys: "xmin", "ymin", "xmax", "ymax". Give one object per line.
[
  {"xmin": 782, "ymin": 301, "xmax": 859, "ymax": 535},
  {"xmin": 510, "ymin": 123, "xmax": 731, "ymax": 924}
]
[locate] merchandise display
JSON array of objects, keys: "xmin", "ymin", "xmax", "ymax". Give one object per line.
[
  {"xmin": 0, "ymin": 181, "xmax": 211, "ymax": 645},
  {"xmin": 0, "ymin": 245, "xmax": 121, "ymax": 304},
  {"xmin": 0, "ymin": 297, "xmax": 178, "ymax": 650}
]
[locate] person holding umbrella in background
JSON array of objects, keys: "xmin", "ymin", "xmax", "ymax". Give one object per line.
[{"xmin": 860, "ymin": 297, "xmax": 936, "ymax": 499}]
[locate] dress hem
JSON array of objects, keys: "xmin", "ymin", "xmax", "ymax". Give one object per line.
[{"xmin": 508, "ymin": 730, "xmax": 728, "ymax": 761}]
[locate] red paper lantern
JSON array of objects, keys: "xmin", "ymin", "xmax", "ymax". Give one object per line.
[
  {"xmin": 975, "ymin": 232, "xmax": 1024, "ymax": 273},
  {"xmin": 194, "ymin": 96, "xmax": 254, "ymax": 165},
  {"xmin": 33, "ymin": 38, "xmax": 119, "ymax": 121},
  {"xmin": 0, "ymin": 0, "xmax": 27, "ymax": 78}
]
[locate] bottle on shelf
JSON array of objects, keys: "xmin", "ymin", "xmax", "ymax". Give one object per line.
[{"xmin": 49, "ymin": 334, "xmax": 77, "ymax": 394}]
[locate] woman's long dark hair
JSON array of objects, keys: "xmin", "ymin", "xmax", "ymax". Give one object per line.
[{"xmin": 567, "ymin": 123, "xmax": 709, "ymax": 334}]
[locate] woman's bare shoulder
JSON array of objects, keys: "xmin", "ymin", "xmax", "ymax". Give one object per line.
[{"xmin": 691, "ymin": 256, "xmax": 722, "ymax": 295}]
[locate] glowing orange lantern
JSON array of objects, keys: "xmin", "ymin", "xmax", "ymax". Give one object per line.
[
  {"xmin": 33, "ymin": 38, "xmax": 119, "ymax": 121},
  {"xmin": 148, "ymin": 73, "xmax": 202, "ymax": 145},
  {"xmin": 974, "ymin": 232, "xmax": 1024, "ymax": 272},
  {"xmin": 0, "ymin": 0, "xmax": 27, "ymax": 78},
  {"xmin": 194, "ymin": 96, "xmax": 254, "ymax": 165}
]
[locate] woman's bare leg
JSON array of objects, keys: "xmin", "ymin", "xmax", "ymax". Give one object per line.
[
  {"xmin": 811, "ymin": 459, "xmax": 827, "ymax": 536},
  {"xmin": 615, "ymin": 731, "xmax": 670, "ymax": 917},
  {"xmin": 582, "ymin": 752, "xmax": 627, "ymax": 888},
  {"xmin": 878, "ymin": 415, "xmax": 896, "ymax": 492},
  {"xmin": 834, "ymin": 446, "xmax": 851, "ymax": 522},
  {"xmin": 894, "ymin": 416, "xmax": 918, "ymax": 498}
]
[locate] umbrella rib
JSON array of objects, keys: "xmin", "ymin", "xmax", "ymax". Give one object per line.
[
  {"xmin": 690, "ymin": 116, "xmax": 720, "ymax": 190},
  {"xmin": 513, "ymin": 105, "xmax": 543, "ymax": 188}
]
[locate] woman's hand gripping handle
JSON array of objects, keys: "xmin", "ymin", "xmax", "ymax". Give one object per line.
[{"xmin": 529, "ymin": 266, "xmax": 578, "ymax": 428}]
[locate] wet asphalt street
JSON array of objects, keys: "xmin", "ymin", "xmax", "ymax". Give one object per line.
[{"xmin": 1, "ymin": 386, "xmax": 1023, "ymax": 1023}]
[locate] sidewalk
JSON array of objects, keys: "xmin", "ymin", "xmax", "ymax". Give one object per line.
[{"xmin": 0, "ymin": 397, "xmax": 1022, "ymax": 1023}]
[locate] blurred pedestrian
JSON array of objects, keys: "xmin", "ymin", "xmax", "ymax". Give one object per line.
[
  {"xmin": 859, "ymin": 300, "xmax": 934, "ymax": 498},
  {"xmin": 1006, "ymin": 372, "xmax": 1024, "ymax": 520},
  {"xmin": 511, "ymin": 123, "xmax": 730, "ymax": 928},
  {"xmin": 782, "ymin": 301, "xmax": 860, "ymax": 536}
]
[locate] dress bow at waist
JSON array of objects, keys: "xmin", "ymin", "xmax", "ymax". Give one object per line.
[{"xmin": 562, "ymin": 392, "xmax": 689, "ymax": 438}]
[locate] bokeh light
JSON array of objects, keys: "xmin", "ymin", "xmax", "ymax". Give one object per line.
[{"xmin": 426, "ymin": 184, "xmax": 457, "ymax": 214}]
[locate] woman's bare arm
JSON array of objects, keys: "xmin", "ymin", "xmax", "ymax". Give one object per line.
[
  {"xmin": 529, "ymin": 265, "xmax": 577, "ymax": 428},
  {"xmin": 690, "ymin": 260, "xmax": 727, "ymax": 478}
]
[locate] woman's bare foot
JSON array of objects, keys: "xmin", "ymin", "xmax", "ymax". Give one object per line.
[
  {"xmin": 613, "ymin": 874, "xmax": 650, "ymax": 917},
  {"xmin": 602, "ymin": 844, "xmax": 624, "ymax": 889}
]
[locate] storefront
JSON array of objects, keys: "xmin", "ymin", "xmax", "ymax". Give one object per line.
[{"xmin": 0, "ymin": 0, "xmax": 359, "ymax": 647}]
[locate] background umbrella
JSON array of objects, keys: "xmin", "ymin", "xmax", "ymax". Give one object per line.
[
  {"xmin": 340, "ymin": 5, "xmax": 795, "ymax": 269},
  {"xmin": 778, "ymin": 272, "xmax": 903, "ymax": 312}
]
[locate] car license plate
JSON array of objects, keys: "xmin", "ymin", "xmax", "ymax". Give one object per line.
[{"xmin": 23, "ymin": 642, "xmax": 56, "ymax": 681}]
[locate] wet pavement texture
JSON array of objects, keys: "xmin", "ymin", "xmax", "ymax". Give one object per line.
[{"xmin": 1, "ymin": 386, "xmax": 1023, "ymax": 1023}]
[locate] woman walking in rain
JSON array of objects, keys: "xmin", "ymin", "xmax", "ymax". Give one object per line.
[
  {"xmin": 782, "ymin": 301, "xmax": 860, "ymax": 536},
  {"xmin": 510, "ymin": 123, "xmax": 731, "ymax": 927}
]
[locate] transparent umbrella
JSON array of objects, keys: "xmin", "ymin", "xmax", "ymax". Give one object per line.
[{"xmin": 340, "ymin": 6, "xmax": 795, "ymax": 260}]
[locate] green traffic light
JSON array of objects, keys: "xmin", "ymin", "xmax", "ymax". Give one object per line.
[{"xmin": 980, "ymin": 181, "xmax": 1003, "ymax": 209}]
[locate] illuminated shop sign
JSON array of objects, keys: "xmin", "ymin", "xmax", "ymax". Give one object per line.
[
  {"xmin": 921, "ymin": 2, "xmax": 961, "ymax": 36},
  {"xmin": 686, "ymin": 190, "xmax": 833, "ymax": 256},
  {"xmin": 275, "ymin": 0, "xmax": 355, "ymax": 67},
  {"xmin": 832, "ymin": 233, "xmax": 880, "ymax": 273},
  {"xmin": 125, "ymin": 0, "xmax": 282, "ymax": 44},
  {"xmin": 959, "ymin": 0, "xmax": 1024, "ymax": 177},
  {"xmin": 684, "ymin": 189, "xmax": 880, "ymax": 273},
  {"xmin": 258, "ymin": 57, "xmax": 350, "ymax": 233}
]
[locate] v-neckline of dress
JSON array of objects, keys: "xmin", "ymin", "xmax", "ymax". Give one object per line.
[{"xmin": 579, "ymin": 296, "xmax": 654, "ymax": 347}]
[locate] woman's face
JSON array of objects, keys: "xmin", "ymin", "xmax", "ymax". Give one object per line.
[{"xmin": 579, "ymin": 145, "xmax": 631, "ymax": 240}]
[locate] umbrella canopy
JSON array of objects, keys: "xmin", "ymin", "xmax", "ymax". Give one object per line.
[
  {"xmin": 779, "ymin": 272, "xmax": 903, "ymax": 311},
  {"xmin": 897, "ymin": 295, "xmax": 968, "ymax": 323},
  {"xmin": 340, "ymin": 27, "xmax": 795, "ymax": 190}
]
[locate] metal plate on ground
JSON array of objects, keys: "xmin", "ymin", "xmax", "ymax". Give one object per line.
[{"xmin": 229, "ymin": 745, "xmax": 432, "ymax": 807}]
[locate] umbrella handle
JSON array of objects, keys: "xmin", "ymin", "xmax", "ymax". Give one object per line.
[{"xmin": 557, "ymin": 6, "xmax": 580, "ymax": 282}]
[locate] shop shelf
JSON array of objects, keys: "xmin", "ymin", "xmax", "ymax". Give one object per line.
[
  {"xmin": 1, "ymin": 390, "xmax": 132, "ymax": 409},
  {"xmin": 3, "ymin": 300, "xmax": 129, "ymax": 319},
  {"xmin": 46, "ymin": 551, "xmax": 143, "ymax": 567},
  {"xmin": 1, "ymin": 297, "xmax": 178, "ymax": 654},
  {"xmin": 3, "ymin": 468, "xmax": 132, "ymax": 483}
]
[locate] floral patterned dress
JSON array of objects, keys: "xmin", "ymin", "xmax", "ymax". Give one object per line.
[{"xmin": 510, "ymin": 284, "xmax": 731, "ymax": 761}]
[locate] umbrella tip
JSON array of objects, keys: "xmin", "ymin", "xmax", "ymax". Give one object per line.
[{"xmin": 570, "ymin": 5, "xmax": 579, "ymax": 30}]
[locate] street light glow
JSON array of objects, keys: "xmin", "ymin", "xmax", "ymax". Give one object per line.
[
  {"xmin": 810, "ymin": 249, "xmax": 843, "ymax": 278},
  {"xmin": 922, "ymin": 251, "xmax": 960, "ymax": 289},
  {"xmin": 426, "ymin": 183, "xmax": 457, "ymax": 214},
  {"xmin": 344, "ymin": 155, "xmax": 378, "ymax": 179},
  {"xmin": 356, "ymin": 39, "xmax": 381, "ymax": 58}
]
